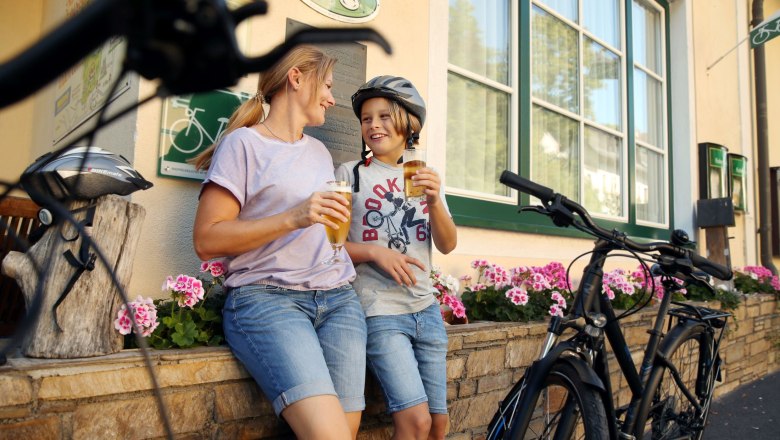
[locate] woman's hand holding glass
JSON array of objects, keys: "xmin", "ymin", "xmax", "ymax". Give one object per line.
[{"xmin": 319, "ymin": 181, "xmax": 352, "ymax": 265}]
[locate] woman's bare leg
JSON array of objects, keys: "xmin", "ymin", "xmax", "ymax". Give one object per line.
[
  {"xmin": 345, "ymin": 411, "xmax": 363, "ymax": 439},
  {"xmin": 282, "ymin": 395, "xmax": 351, "ymax": 440}
]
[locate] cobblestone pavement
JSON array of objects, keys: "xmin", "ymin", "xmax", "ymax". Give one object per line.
[{"xmin": 703, "ymin": 370, "xmax": 780, "ymax": 440}]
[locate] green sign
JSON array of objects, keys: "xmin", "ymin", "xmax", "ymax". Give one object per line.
[
  {"xmin": 730, "ymin": 156, "xmax": 746, "ymax": 177},
  {"xmin": 158, "ymin": 89, "xmax": 251, "ymax": 180},
  {"xmin": 709, "ymin": 147, "xmax": 726, "ymax": 168},
  {"xmin": 750, "ymin": 10, "xmax": 780, "ymax": 48},
  {"xmin": 728, "ymin": 155, "xmax": 747, "ymax": 211}
]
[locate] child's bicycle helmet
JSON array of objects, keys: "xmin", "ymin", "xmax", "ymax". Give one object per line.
[
  {"xmin": 350, "ymin": 76, "xmax": 426, "ymax": 192},
  {"xmin": 351, "ymin": 75, "xmax": 426, "ymax": 127},
  {"xmin": 21, "ymin": 146, "xmax": 153, "ymax": 224}
]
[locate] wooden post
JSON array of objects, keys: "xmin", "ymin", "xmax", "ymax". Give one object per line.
[
  {"xmin": 1, "ymin": 195, "xmax": 146, "ymax": 358},
  {"xmin": 704, "ymin": 226, "xmax": 732, "ymax": 268}
]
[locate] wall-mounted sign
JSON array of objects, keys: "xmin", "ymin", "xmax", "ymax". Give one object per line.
[
  {"xmin": 301, "ymin": 0, "xmax": 380, "ymax": 23},
  {"xmin": 53, "ymin": 0, "xmax": 129, "ymax": 144},
  {"xmin": 158, "ymin": 89, "xmax": 251, "ymax": 180},
  {"xmin": 728, "ymin": 153, "xmax": 747, "ymax": 212},
  {"xmin": 698, "ymin": 142, "xmax": 729, "ymax": 200},
  {"xmin": 288, "ymin": 19, "xmax": 367, "ymax": 167}
]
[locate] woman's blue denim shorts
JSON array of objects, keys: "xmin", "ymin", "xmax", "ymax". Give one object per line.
[
  {"xmin": 366, "ymin": 302, "xmax": 449, "ymax": 415},
  {"xmin": 223, "ymin": 284, "xmax": 367, "ymax": 416}
]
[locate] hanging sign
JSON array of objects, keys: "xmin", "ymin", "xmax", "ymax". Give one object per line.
[
  {"xmin": 300, "ymin": 0, "xmax": 380, "ymax": 23},
  {"xmin": 750, "ymin": 9, "xmax": 780, "ymax": 48}
]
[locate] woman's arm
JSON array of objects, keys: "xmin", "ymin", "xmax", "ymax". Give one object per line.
[{"xmin": 193, "ymin": 182, "xmax": 350, "ymax": 261}]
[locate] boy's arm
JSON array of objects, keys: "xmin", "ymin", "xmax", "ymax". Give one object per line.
[
  {"xmin": 344, "ymin": 241, "xmax": 426, "ymax": 287},
  {"xmin": 428, "ymin": 200, "xmax": 457, "ymax": 254},
  {"xmin": 412, "ymin": 167, "xmax": 457, "ymax": 254}
]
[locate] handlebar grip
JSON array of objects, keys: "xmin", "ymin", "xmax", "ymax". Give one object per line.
[
  {"xmin": 688, "ymin": 252, "xmax": 733, "ymax": 280},
  {"xmin": 499, "ymin": 171, "xmax": 556, "ymax": 204}
]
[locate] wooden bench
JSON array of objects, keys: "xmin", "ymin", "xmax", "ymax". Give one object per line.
[{"xmin": 0, "ymin": 196, "xmax": 40, "ymax": 336}]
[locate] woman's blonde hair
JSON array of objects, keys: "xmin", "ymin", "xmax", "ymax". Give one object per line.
[{"xmin": 192, "ymin": 45, "xmax": 336, "ymax": 170}]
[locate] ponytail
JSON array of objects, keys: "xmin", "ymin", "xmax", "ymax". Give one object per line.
[{"xmin": 191, "ymin": 96, "xmax": 266, "ymax": 170}]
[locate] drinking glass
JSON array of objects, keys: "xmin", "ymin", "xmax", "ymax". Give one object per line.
[
  {"xmin": 403, "ymin": 148, "xmax": 426, "ymax": 200},
  {"xmin": 322, "ymin": 180, "xmax": 352, "ymax": 265}
]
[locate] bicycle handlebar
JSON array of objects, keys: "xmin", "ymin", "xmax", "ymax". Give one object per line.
[
  {"xmin": 499, "ymin": 170, "xmax": 733, "ymax": 281},
  {"xmin": 0, "ymin": 0, "xmax": 392, "ymax": 108}
]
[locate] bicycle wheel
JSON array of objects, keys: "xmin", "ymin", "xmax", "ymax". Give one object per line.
[
  {"xmin": 636, "ymin": 325, "xmax": 714, "ymax": 440},
  {"xmin": 365, "ymin": 210, "xmax": 384, "ymax": 228},
  {"xmin": 507, "ymin": 361, "xmax": 608, "ymax": 440}
]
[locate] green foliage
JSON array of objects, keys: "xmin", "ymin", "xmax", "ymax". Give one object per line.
[
  {"xmin": 123, "ymin": 262, "xmax": 227, "ymax": 350},
  {"xmin": 461, "ymin": 287, "xmax": 554, "ymax": 323},
  {"xmin": 733, "ymin": 270, "xmax": 779, "ymax": 295},
  {"xmin": 147, "ymin": 293, "xmax": 225, "ymax": 349},
  {"xmin": 685, "ymin": 283, "xmax": 742, "ymax": 311}
]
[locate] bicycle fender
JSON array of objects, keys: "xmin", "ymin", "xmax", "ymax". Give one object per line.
[
  {"xmin": 529, "ymin": 342, "xmax": 606, "ymax": 393},
  {"xmin": 659, "ymin": 321, "xmax": 708, "ymax": 357},
  {"xmin": 557, "ymin": 353, "xmax": 606, "ymax": 392}
]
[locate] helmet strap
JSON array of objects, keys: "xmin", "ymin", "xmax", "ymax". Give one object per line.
[
  {"xmin": 405, "ymin": 112, "xmax": 417, "ymax": 149},
  {"xmin": 352, "ymin": 143, "xmax": 373, "ymax": 193}
]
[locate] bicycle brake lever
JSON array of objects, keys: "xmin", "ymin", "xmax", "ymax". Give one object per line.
[{"xmin": 518, "ymin": 205, "xmax": 548, "ymax": 215}]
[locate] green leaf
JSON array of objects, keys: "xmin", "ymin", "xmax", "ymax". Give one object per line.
[{"xmin": 171, "ymin": 321, "xmax": 198, "ymax": 348}]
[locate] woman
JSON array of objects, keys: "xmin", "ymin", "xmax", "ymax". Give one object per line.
[{"xmin": 192, "ymin": 45, "xmax": 366, "ymax": 439}]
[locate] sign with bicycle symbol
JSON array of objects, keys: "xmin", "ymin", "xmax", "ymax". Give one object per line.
[
  {"xmin": 158, "ymin": 89, "xmax": 251, "ymax": 180},
  {"xmin": 750, "ymin": 9, "xmax": 780, "ymax": 48}
]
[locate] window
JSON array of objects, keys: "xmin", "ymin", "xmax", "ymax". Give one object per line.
[
  {"xmin": 446, "ymin": 0, "xmax": 514, "ymax": 200},
  {"xmin": 446, "ymin": 0, "xmax": 671, "ymax": 237}
]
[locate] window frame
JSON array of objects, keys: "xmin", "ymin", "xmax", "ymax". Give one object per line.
[{"xmin": 445, "ymin": 0, "xmax": 674, "ymax": 241}]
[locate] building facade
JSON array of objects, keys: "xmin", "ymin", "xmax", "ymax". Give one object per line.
[{"xmin": 0, "ymin": 0, "xmax": 778, "ymax": 298}]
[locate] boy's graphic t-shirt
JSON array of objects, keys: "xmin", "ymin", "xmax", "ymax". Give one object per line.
[{"xmin": 336, "ymin": 159, "xmax": 451, "ymax": 317}]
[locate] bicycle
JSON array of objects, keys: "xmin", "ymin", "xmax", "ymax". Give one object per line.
[
  {"xmin": 487, "ymin": 171, "xmax": 733, "ymax": 440},
  {"xmin": 365, "ymin": 207, "xmax": 408, "ymax": 253}
]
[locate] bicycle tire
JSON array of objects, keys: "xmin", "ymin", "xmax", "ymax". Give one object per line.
[
  {"xmin": 635, "ymin": 324, "xmax": 715, "ymax": 440},
  {"xmin": 365, "ymin": 209, "xmax": 384, "ymax": 228},
  {"xmin": 507, "ymin": 361, "xmax": 608, "ymax": 440},
  {"xmin": 169, "ymin": 118, "xmax": 204, "ymax": 154}
]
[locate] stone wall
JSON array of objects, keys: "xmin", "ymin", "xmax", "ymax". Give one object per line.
[{"xmin": 0, "ymin": 295, "xmax": 777, "ymax": 439}]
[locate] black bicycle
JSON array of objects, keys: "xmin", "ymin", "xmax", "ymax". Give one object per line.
[{"xmin": 487, "ymin": 171, "xmax": 733, "ymax": 440}]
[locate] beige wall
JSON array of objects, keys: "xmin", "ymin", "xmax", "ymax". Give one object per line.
[{"xmin": 0, "ymin": 0, "xmax": 44, "ymax": 190}]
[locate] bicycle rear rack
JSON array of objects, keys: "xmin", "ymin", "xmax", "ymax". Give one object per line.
[{"xmin": 669, "ymin": 301, "xmax": 731, "ymax": 328}]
